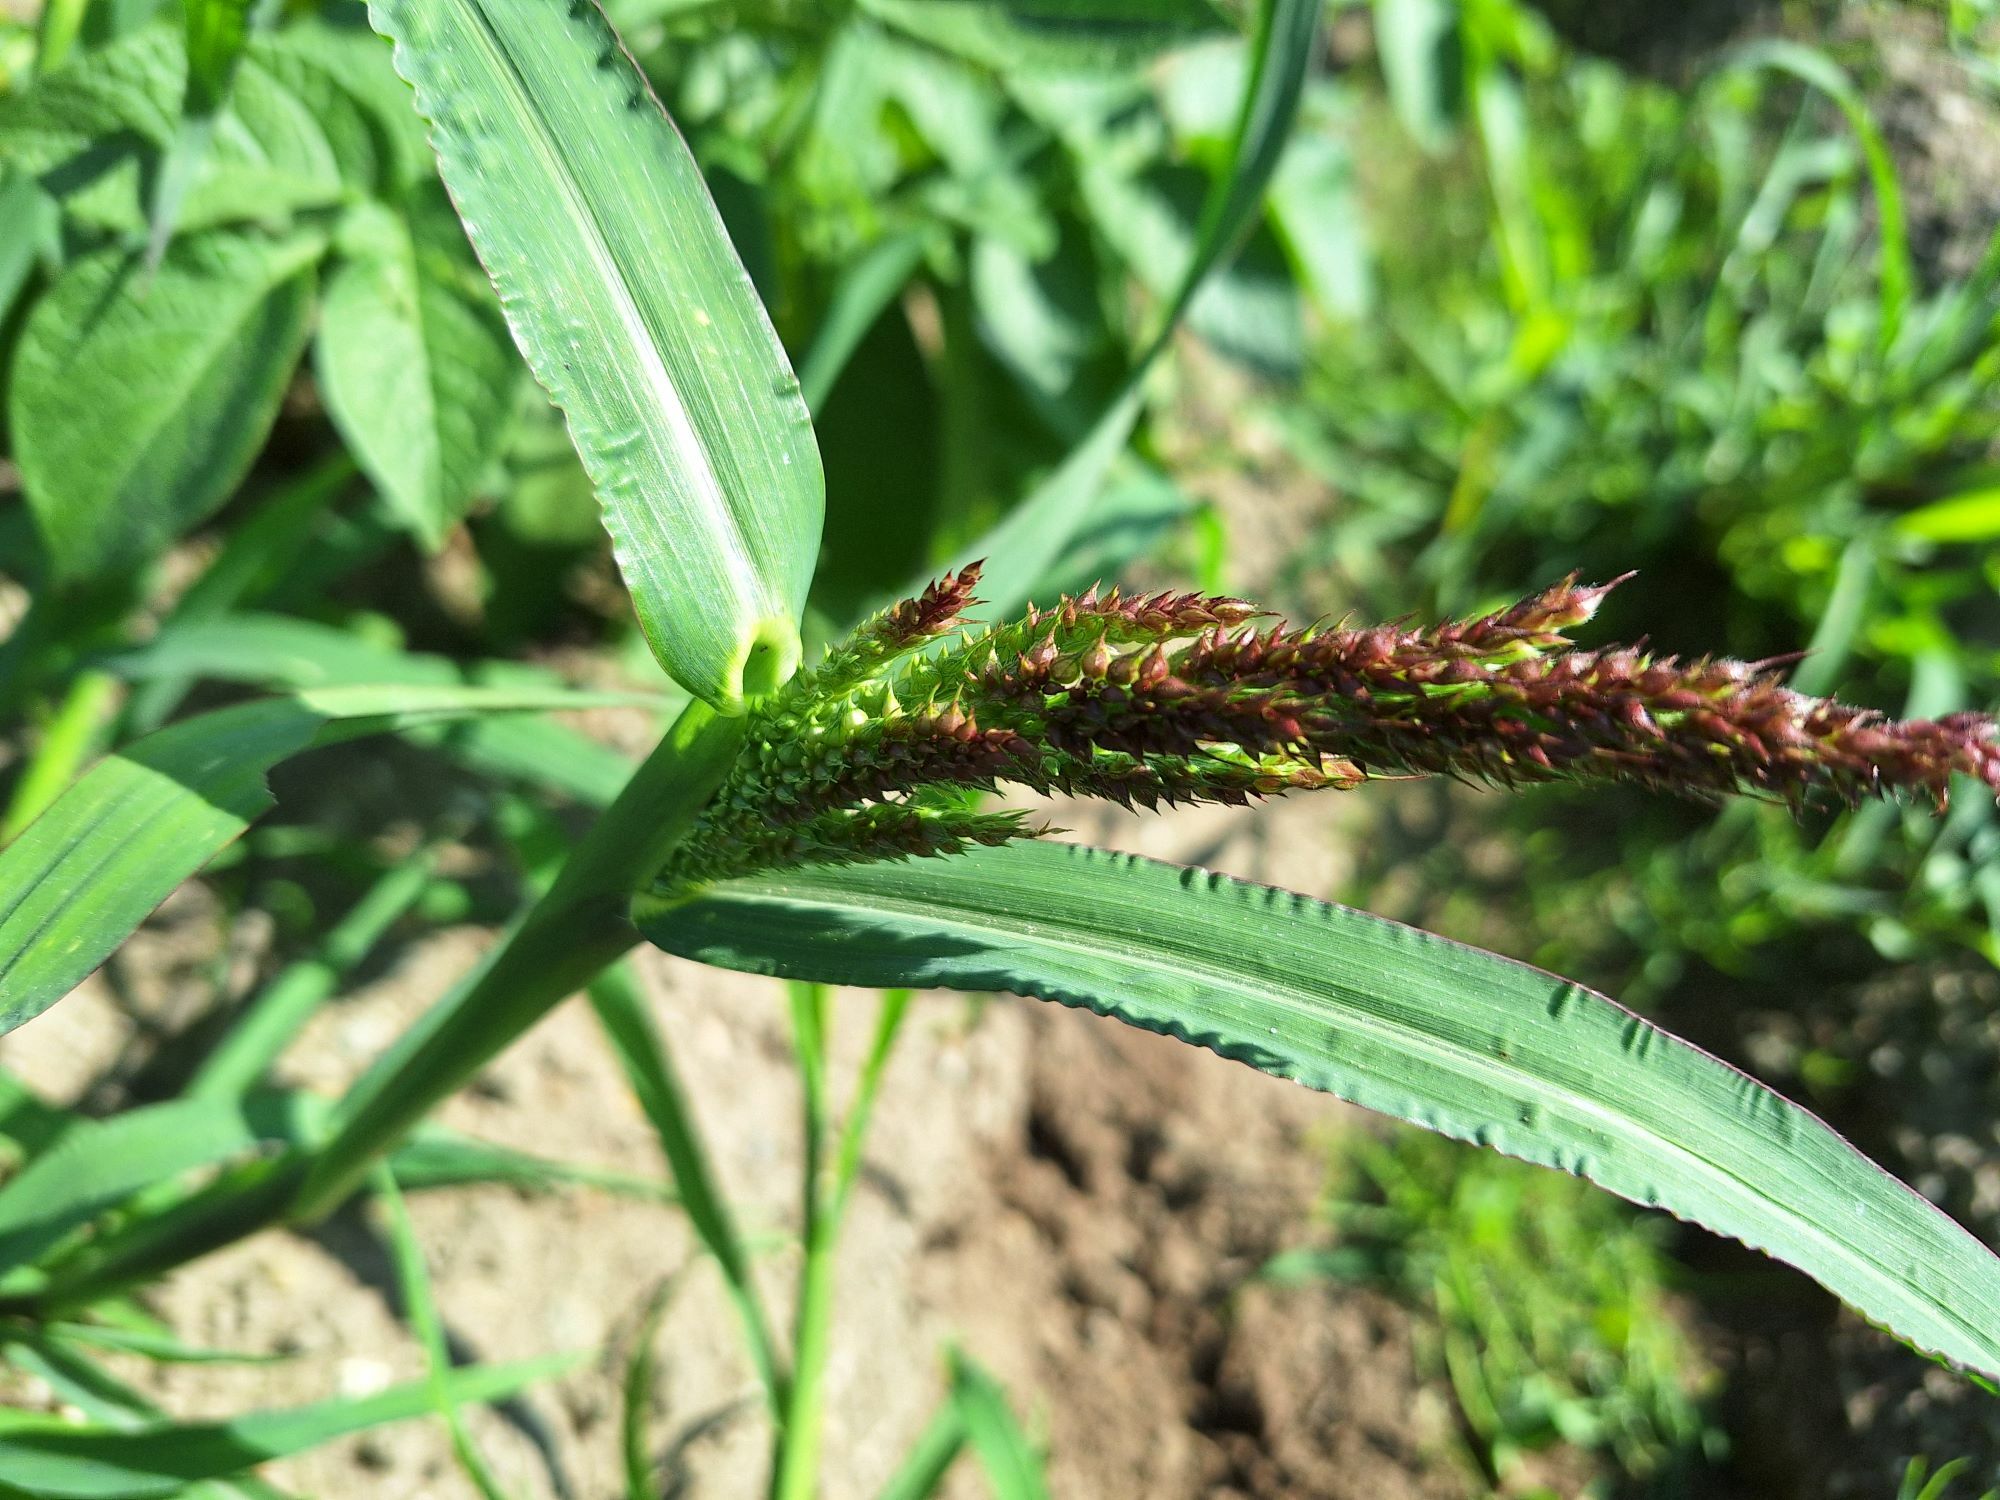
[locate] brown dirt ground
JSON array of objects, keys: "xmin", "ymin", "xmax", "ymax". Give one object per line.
[{"xmin": 0, "ymin": 782, "xmax": 1484, "ymax": 1500}]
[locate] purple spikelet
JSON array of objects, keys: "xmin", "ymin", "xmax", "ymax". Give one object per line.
[{"xmin": 651, "ymin": 573, "xmax": 2000, "ymax": 897}]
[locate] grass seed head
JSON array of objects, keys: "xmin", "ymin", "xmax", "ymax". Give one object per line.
[{"xmin": 650, "ymin": 573, "xmax": 2000, "ymax": 897}]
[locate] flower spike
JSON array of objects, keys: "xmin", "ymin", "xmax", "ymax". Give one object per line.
[{"xmin": 652, "ymin": 574, "xmax": 2000, "ymax": 897}]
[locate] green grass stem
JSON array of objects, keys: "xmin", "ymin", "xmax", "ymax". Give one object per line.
[{"xmin": 290, "ymin": 699, "xmax": 745, "ymax": 1221}]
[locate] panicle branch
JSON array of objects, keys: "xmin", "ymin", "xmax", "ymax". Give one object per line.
[{"xmin": 649, "ymin": 573, "xmax": 2000, "ymax": 898}]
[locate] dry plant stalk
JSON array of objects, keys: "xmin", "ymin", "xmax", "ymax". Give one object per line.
[{"xmin": 656, "ymin": 566, "xmax": 2000, "ymax": 895}]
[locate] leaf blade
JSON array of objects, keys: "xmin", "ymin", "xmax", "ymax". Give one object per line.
[
  {"xmin": 945, "ymin": 0, "xmax": 1321, "ymax": 617},
  {"xmin": 0, "ymin": 684, "xmax": 644, "ymax": 1037},
  {"xmin": 366, "ymin": 0, "xmax": 824, "ymax": 709},
  {"xmin": 0, "ymin": 1356, "xmax": 573, "ymax": 1498},
  {"xmin": 10, "ymin": 228, "xmax": 321, "ymax": 582},
  {"xmin": 315, "ymin": 194, "xmax": 521, "ymax": 547},
  {"xmin": 640, "ymin": 840, "xmax": 2000, "ymax": 1382}
]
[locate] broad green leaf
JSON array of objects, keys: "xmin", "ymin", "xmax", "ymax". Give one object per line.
[
  {"xmin": 316, "ymin": 192, "xmax": 521, "ymax": 546},
  {"xmin": 367, "ymin": 0, "xmax": 824, "ymax": 711},
  {"xmin": 639, "ymin": 840, "xmax": 2000, "ymax": 1383},
  {"xmin": 0, "ymin": 22, "xmax": 420, "ymax": 233},
  {"xmin": 0, "ymin": 1096, "xmax": 307, "ymax": 1274},
  {"xmin": 0, "ymin": 170, "xmax": 57, "ymax": 323},
  {"xmin": 10, "ymin": 227, "xmax": 321, "ymax": 582},
  {"xmin": 969, "ymin": 228, "xmax": 1114, "ymax": 408},
  {"xmin": 236, "ymin": 20, "xmax": 433, "ymax": 199},
  {"xmin": 497, "ymin": 392, "xmax": 605, "ymax": 546},
  {"xmin": 0, "ymin": 683, "xmax": 644, "ymax": 1037},
  {"xmin": 146, "ymin": 0, "xmax": 257, "ymax": 261},
  {"xmin": 0, "ymin": 1356, "xmax": 574, "ymax": 1498},
  {"xmin": 2, "ymin": 23, "xmax": 182, "ymax": 232},
  {"xmin": 1269, "ymin": 127, "xmax": 1371, "ymax": 321},
  {"xmin": 1370, "ymin": 0, "xmax": 1461, "ymax": 151},
  {"xmin": 1083, "ymin": 158, "xmax": 1304, "ymax": 375},
  {"xmin": 861, "ymin": 0, "xmax": 1226, "ymax": 73}
]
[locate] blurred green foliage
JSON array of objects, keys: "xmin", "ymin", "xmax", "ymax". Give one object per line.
[
  {"xmin": 1263, "ymin": 0, "xmax": 2000, "ymax": 994},
  {"xmin": 1269, "ymin": 1127, "xmax": 1724, "ymax": 1497}
]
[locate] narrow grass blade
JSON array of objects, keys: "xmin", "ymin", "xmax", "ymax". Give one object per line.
[
  {"xmin": 1894, "ymin": 488, "xmax": 2000, "ymax": 546},
  {"xmin": 366, "ymin": 0, "xmax": 824, "ymax": 710},
  {"xmin": 0, "ymin": 684, "xmax": 644, "ymax": 1036},
  {"xmin": 106, "ymin": 612, "xmax": 648, "ymax": 806},
  {"xmin": 293, "ymin": 703, "xmax": 746, "ymax": 1224},
  {"xmin": 40, "ymin": 1322, "xmax": 289, "ymax": 1367},
  {"xmin": 0, "ymin": 1355, "xmax": 575, "ymax": 1498},
  {"xmin": 830, "ymin": 990, "xmax": 912, "ymax": 1219},
  {"xmin": 618, "ymin": 1277, "xmax": 681, "ymax": 1500},
  {"xmin": 32, "ymin": 0, "xmax": 88, "ymax": 73},
  {"xmin": 181, "ymin": 0, "xmax": 252, "ymax": 120},
  {"xmin": 1788, "ymin": 532, "xmax": 1877, "ymax": 699},
  {"xmin": 872, "ymin": 1397, "xmax": 967, "ymax": 1500},
  {"xmin": 123, "ymin": 455, "xmax": 357, "ymax": 736},
  {"xmin": 388, "ymin": 1126, "xmax": 673, "ymax": 1203},
  {"xmin": 148, "ymin": 0, "xmax": 257, "ymax": 263},
  {"xmin": 951, "ymin": 0, "xmax": 1321, "ymax": 616},
  {"xmin": 640, "ymin": 839, "xmax": 2000, "ymax": 1384},
  {"xmin": 22, "ymin": 1152, "xmax": 308, "ymax": 1314},
  {"xmin": 0, "ymin": 669, "xmax": 122, "ymax": 843},
  {"xmin": 374, "ymin": 1167, "xmax": 515, "ymax": 1500},
  {"xmin": 587, "ymin": 963, "xmax": 788, "ymax": 1416},
  {"xmin": 776, "ymin": 986, "xmax": 911, "ymax": 1499},
  {"xmin": 0, "ymin": 1339, "xmax": 293, "ymax": 1499},
  {"xmin": 798, "ymin": 232, "xmax": 930, "ymax": 415},
  {"xmin": 860, "ymin": 0, "xmax": 1226, "ymax": 73},
  {"xmin": 188, "ymin": 845, "xmax": 445, "ymax": 1101},
  {"xmin": 773, "ymin": 982, "xmax": 832, "ymax": 1500},
  {"xmin": 0, "ymin": 1095, "xmax": 295, "ymax": 1275},
  {"xmin": 1726, "ymin": 40, "xmax": 1911, "ymax": 353},
  {"xmin": 947, "ymin": 1350, "xmax": 1048, "ymax": 1500}
]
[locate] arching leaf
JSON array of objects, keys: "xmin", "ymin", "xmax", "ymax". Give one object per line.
[{"xmin": 641, "ymin": 839, "xmax": 2000, "ymax": 1383}]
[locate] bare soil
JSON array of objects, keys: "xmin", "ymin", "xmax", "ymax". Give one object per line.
[{"xmin": 0, "ymin": 769, "xmax": 1491, "ymax": 1500}]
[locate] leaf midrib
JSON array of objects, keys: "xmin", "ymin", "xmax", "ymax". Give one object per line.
[{"xmin": 428, "ymin": 0, "xmax": 754, "ymax": 603}]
